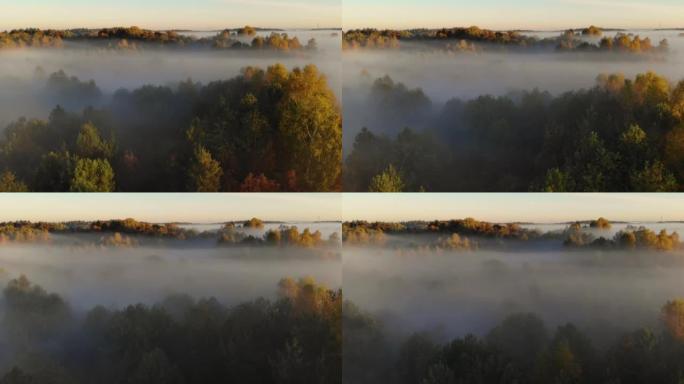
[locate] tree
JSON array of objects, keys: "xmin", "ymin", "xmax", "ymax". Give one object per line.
[
  {"xmin": 630, "ymin": 161, "xmax": 677, "ymax": 192},
  {"xmin": 543, "ymin": 168, "xmax": 571, "ymax": 192},
  {"xmin": 34, "ymin": 151, "xmax": 76, "ymax": 192},
  {"xmin": 590, "ymin": 217, "xmax": 611, "ymax": 229},
  {"xmin": 239, "ymin": 173, "xmax": 280, "ymax": 192},
  {"xmin": 0, "ymin": 171, "xmax": 28, "ymax": 192},
  {"xmin": 186, "ymin": 145, "xmax": 222, "ymax": 192},
  {"xmin": 368, "ymin": 164, "xmax": 404, "ymax": 192},
  {"xmin": 278, "ymin": 65, "xmax": 342, "ymax": 191},
  {"xmin": 70, "ymin": 158, "xmax": 115, "ymax": 192},
  {"xmin": 662, "ymin": 300, "xmax": 684, "ymax": 341},
  {"xmin": 487, "ymin": 313, "xmax": 548, "ymax": 377},
  {"xmin": 76, "ymin": 122, "xmax": 113, "ymax": 159}
]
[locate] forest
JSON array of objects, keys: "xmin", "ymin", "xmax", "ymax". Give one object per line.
[
  {"xmin": 0, "ymin": 274, "xmax": 341, "ymax": 384},
  {"xmin": 343, "ymin": 218, "xmax": 682, "ymax": 251},
  {"xmin": 343, "ymin": 210, "xmax": 684, "ymax": 383},
  {"xmin": 0, "ymin": 218, "xmax": 340, "ymax": 248},
  {"xmin": 0, "ymin": 64, "xmax": 341, "ymax": 192},
  {"xmin": 344, "ymin": 71, "xmax": 684, "ymax": 192},
  {"xmin": 343, "ymin": 299, "xmax": 684, "ymax": 384},
  {"xmin": 0, "ymin": 26, "xmax": 318, "ymax": 52},
  {"xmin": 342, "ymin": 26, "xmax": 668, "ymax": 54}
]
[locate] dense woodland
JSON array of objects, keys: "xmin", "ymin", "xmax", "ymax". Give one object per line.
[
  {"xmin": 0, "ymin": 275, "xmax": 341, "ymax": 384},
  {"xmin": 345, "ymin": 71, "xmax": 684, "ymax": 192},
  {"xmin": 0, "ymin": 26, "xmax": 318, "ymax": 52},
  {"xmin": 0, "ymin": 64, "xmax": 341, "ymax": 192},
  {"xmin": 343, "ymin": 299, "xmax": 684, "ymax": 384},
  {"xmin": 342, "ymin": 26, "xmax": 668, "ymax": 54}
]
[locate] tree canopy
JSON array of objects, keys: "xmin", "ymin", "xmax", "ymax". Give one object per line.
[{"xmin": 0, "ymin": 65, "xmax": 341, "ymax": 191}]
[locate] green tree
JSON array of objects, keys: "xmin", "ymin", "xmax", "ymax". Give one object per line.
[
  {"xmin": 70, "ymin": 158, "xmax": 115, "ymax": 192},
  {"xmin": 34, "ymin": 151, "xmax": 76, "ymax": 192},
  {"xmin": 630, "ymin": 161, "xmax": 677, "ymax": 192},
  {"xmin": 75, "ymin": 122, "xmax": 113, "ymax": 159},
  {"xmin": 186, "ymin": 145, "xmax": 222, "ymax": 192},
  {"xmin": 543, "ymin": 168, "xmax": 572, "ymax": 192},
  {"xmin": 368, "ymin": 164, "xmax": 404, "ymax": 192},
  {"xmin": 0, "ymin": 171, "xmax": 28, "ymax": 192}
]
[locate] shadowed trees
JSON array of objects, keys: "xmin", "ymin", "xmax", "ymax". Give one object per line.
[
  {"xmin": 346, "ymin": 71, "xmax": 684, "ymax": 192},
  {"xmin": 345, "ymin": 299, "xmax": 684, "ymax": 384},
  {"xmin": 0, "ymin": 275, "xmax": 341, "ymax": 384},
  {"xmin": 0, "ymin": 65, "xmax": 341, "ymax": 191}
]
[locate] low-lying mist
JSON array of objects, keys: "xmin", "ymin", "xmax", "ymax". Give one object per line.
[
  {"xmin": 0, "ymin": 243, "xmax": 339, "ymax": 311},
  {"xmin": 344, "ymin": 245, "xmax": 684, "ymax": 343},
  {"xmin": 343, "ymin": 29, "xmax": 684, "ymax": 150},
  {"xmin": 0, "ymin": 221, "xmax": 342, "ymax": 310},
  {"xmin": 0, "ymin": 216, "xmax": 344, "ymax": 383},
  {"xmin": 0, "ymin": 29, "xmax": 341, "ymax": 127}
]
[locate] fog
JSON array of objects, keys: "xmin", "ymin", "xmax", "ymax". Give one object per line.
[
  {"xmin": 0, "ymin": 224, "xmax": 341, "ymax": 312},
  {"xmin": 0, "ymin": 220, "xmax": 343, "ymax": 382},
  {"xmin": 343, "ymin": 29, "xmax": 684, "ymax": 149},
  {"xmin": 343, "ymin": 223, "xmax": 684, "ymax": 347},
  {"xmin": 0, "ymin": 29, "xmax": 341, "ymax": 128}
]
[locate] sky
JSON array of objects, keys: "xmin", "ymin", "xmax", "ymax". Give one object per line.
[
  {"xmin": 343, "ymin": 0, "xmax": 684, "ymax": 30},
  {"xmin": 0, "ymin": 0, "xmax": 341, "ymax": 30},
  {"xmin": 0, "ymin": 193, "xmax": 341, "ymax": 223},
  {"xmin": 343, "ymin": 194, "xmax": 684, "ymax": 223},
  {"xmin": 3, "ymin": 193, "xmax": 681, "ymax": 223}
]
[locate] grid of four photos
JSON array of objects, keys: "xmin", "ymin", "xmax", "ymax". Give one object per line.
[{"xmin": 2, "ymin": 1, "xmax": 684, "ymax": 383}]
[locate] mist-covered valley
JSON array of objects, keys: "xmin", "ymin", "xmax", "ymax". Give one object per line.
[
  {"xmin": 343, "ymin": 27, "xmax": 684, "ymax": 192},
  {"xmin": 0, "ymin": 27, "xmax": 342, "ymax": 192},
  {"xmin": 0, "ymin": 218, "xmax": 342, "ymax": 383},
  {"xmin": 342, "ymin": 218, "xmax": 684, "ymax": 383}
]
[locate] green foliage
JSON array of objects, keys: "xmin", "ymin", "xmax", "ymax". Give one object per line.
[
  {"xmin": 75, "ymin": 122, "xmax": 113, "ymax": 159},
  {"xmin": 343, "ymin": 26, "xmax": 667, "ymax": 54},
  {"xmin": 0, "ymin": 65, "xmax": 340, "ymax": 191},
  {"xmin": 0, "ymin": 275, "xmax": 341, "ymax": 384},
  {"xmin": 346, "ymin": 72, "xmax": 684, "ymax": 191},
  {"xmin": 0, "ymin": 171, "xmax": 28, "ymax": 192},
  {"xmin": 368, "ymin": 164, "xmax": 404, "ymax": 192},
  {"xmin": 186, "ymin": 145, "xmax": 222, "ymax": 192},
  {"xmin": 0, "ymin": 27, "xmax": 314, "ymax": 52},
  {"xmin": 70, "ymin": 158, "xmax": 115, "ymax": 192}
]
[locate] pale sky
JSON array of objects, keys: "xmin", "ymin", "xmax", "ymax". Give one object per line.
[
  {"xmin": 0, "ymin": 0, "xmax": 341, "ymax": 31},
  {"xmin": 2, "ymin": 193, "xmax": 681, "ymax": 224},
  {"xmin": 343, "ymin": 0, "xmax": 684, "ymax": 30},
  {"xmin": 343, "ymin": 194, "xmax": 684, "ymax": 223},
  {"xmin": 0, "ymin": 193, "xmax": 341, "ymax": 223}
]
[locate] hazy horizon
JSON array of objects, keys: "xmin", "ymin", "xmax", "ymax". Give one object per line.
[
  {"xmin": 343, "ymin": 0, "xmax": 684, "ymax": 30},
  {"xmin": 343, "ymin": 194, "xmax": 684, "ymax": 223},
  {"xmin": 0, "ymin": 193, "xmax": 342, "ymax": 223},
  {"xmin": 0, "ymin": 0, "xmax": 341, "ymax": 31}
]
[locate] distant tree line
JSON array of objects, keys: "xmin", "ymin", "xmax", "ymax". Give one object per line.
[
  {"xmin": 218, "ymin": 223, "xmax": 339, "ymax": 248},
  {"xmin": 0, "ymin": 64, "xmax": 341, "ymax": 192},
  {"xmin": 0, "ymin": 275, "xmax": 341, "ymax": 384},
  {"xmin": 345, "ymin": 71, "xmax": 684, "ymax": 192},
  {"xmin": 343, "ymin": 218, "xmax": 684, "ymax": 252},
  {"xmin": 0, "ymin": 26, "xmax": 318, "ymax": 52},
  {"xmin": 344, "ymin": 299, "xmax": 684, "ymax": 384},
  {"xmin": 565, "ymin": 225, "xmax": 681, "ymax": 251},
  {"xmin": 342, "ymin": 26, "xmax": 668, "ymax": 54},
  {"xmin": 0, "ymin": 219, "xmax": 340, "ymax": 249}
]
